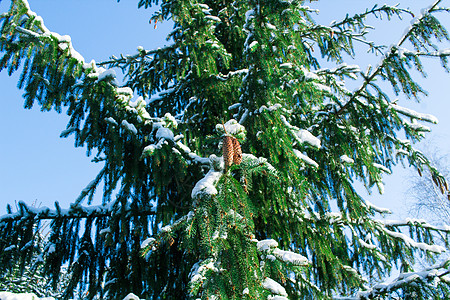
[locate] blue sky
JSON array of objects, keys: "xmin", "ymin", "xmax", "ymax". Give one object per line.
[{"xmin": 0, "ymin": 0, "xmax": 449, "ymax": 216}]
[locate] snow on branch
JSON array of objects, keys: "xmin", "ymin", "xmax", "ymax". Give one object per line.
[
  {"xmin": 267, "ymin": 295, "xmax": 289, "ymax": 300},
  {"xmin": 329, "ymin": 4, "xmax": 414, "ymax": 31},
  {"xmin": 301, "ymin": 207, "xmax": 447, "ymax": 254},
  {"xmin": 0, "ymin": 200, "xmax": 156, "ymax": 223},
  {"xmin": 122, "ymin": 293, "xmax": 143, "ymax": 300},
  {"xmin": 141, "ymin": 211, "xmax": 194, "ymax": 258},
  {"xmin": 363, "ymin": 200, "xmax": 392, "ymax": 214},
  {"xmin": 375, "ymin": 221, "xmax": 446, "ymax": 254},
  {"xmin": 218, "ymin": 68, "xmax": 249, "ymax": 80},
  {"xmin": 13, "ymin": 0, "xmax": 86, "ymax": 67},
  {"xmin": 315, "ymin": 63, "xmax": 361, "ymax": 80},
  {"xmin": 262, "ymin": 277, "xmax": 288, "ymax": 297},
  {"xmin": 395, "ymin": 46, "xmax": 450, "ymax": 59},
  {"xmin": 383, "ymin": 218, "xmax": 450, "ymax": 233},
  {"xmin": 293, "ymin": 149, "xmax": 319, "ymax": 168},
  {"xmin": 256, "ymin": 103, "xmax": 283, "ymax": 115},
  {"xmin": 191, "ymin": 169, "xmax": 222, "ymax": 199},
  {"xmin": 256, "ymin": 239, "xmax": 310, "ymax": 266},
  {"xmin": 240, "ymin": 154, "xmax": 279, "ymax": 179},
  {"xmin": 272, "ymin": 248, "xmax": 310, "ymax": 266},
  {"xmin": 189, "ymin": 257, "xmax": 222, "ymax": 298},
  {"xmin": 10, "ymin": 0, "xmax": 157, "ymax": 131},
  {"xmin": 173, "ymin": 140, "xmax": 210, "ymax": 166},
  {"xmin": 356, "ymin": 258, "xmax": 450, "ymax": 299},
  {"xmin": 335, "ymin": 0, "xmax": 445, "ymax": 116},
  {"xmin": 373, "ymin": 163, "xmax": 391, "ymax": 174},
  {"xmin": 141, "ymin": 114, "xmax": 211, "ymax": 165},
  {"xmin": 215, "ymin": 119, "xmax": 246, "ymax": 139},
  {"xmin": 280, "ymin": 115, "xmax": 321, "ymax": 148},
  {"xmin": 0, "ymin": 292, "xmax": 54, "ymax": 300},
  {"xmin": 390, "ymin": 104, "xmax": 438, "ymax": 124}
]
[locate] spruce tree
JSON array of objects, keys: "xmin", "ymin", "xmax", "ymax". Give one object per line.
[{"xmin": 1, "ymin": 0, "xmax": 450, "ymax": 299}]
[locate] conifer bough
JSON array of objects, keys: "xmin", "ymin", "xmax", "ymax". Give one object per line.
[{"xmin": 1, "ymin": 0, "xmax": 450, "ymax": 299}]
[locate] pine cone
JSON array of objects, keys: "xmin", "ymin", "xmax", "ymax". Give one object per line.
[
  {"xmin": 232, "ymin": 137, "xmax": 242, "ymax": 165},
  {"xmin": 223, "ymin": 136, "xmax": 234, "ymax": 171}
]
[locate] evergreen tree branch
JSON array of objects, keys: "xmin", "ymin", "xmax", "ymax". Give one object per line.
[
  {"xmin": 355, "ymin": 258, "xmax": 450, "ymax": 299},
  {"xmin": 328, "ymin": 4, "xmax": 414, "ymax": 30},
  {"xmin": 335, "ymin": 0, "xmax": 444, "ymax": 116},
  {"xmin": 383, "ymin": 218, "xmax": 450, "ymax": 233},
  {"xmin": 0, "ymin": 200, "xmax": 156, "ymax": 223},
  {"xmin": 2, "ymin": 0, "xmax": 450, "ymax": 299},
  {"xmin": 395, "ymin": 48, "xmax": 450, "ymax": 58}
]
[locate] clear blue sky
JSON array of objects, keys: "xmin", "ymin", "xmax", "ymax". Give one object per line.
[{"xmin": 0, "ymin": 0, "xmax": 449, "ymax": 216}]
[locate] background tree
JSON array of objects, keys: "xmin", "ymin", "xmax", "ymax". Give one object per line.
[
  {"xmin": 403, "ymin": 145, "xmax": 450, "ymax": 276},
  {"xmin": 408, "ymin": 145, "xmax": 450, "ymax": 225},
  {"xmin": 1, "ymin": 0, "xmax": 450, "ymax": 299}
]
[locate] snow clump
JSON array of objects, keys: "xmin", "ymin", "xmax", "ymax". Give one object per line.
[
  {"xmin": 216, "ymin": 119, "xmax": 246, "ymax": 140},
  {"xmin": 0, "ymin": 292, "xmax": 55, "ymax": 300},
  {"xmin": 262, "ymin": 277, "xmax": 288, "ymax": 297}
]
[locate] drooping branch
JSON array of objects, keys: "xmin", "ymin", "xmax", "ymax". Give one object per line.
[
  {"xmin": 335, "ymin": 0, "xmax": 444, "ymax": 116},
  {"xmin": 356, "ymin": 258, "xmax": 450, "ymax": 299},
  {"xmin": 0, "ymin": 201, "xmax": 156, "ymax": 223}
]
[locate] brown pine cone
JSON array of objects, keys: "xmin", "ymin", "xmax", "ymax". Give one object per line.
[
  {"xmin": 223, "ymin": 136, "xmax": 234, "ymax": 171},
  {"xmin": 232, "ymin": 137, "xmax": 242, "ymax": 165}
]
